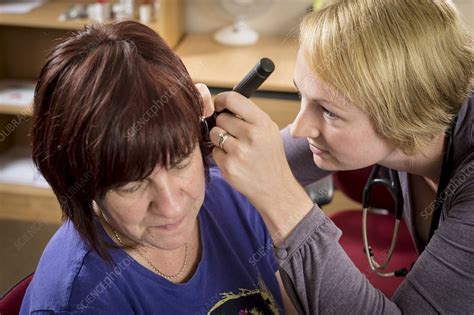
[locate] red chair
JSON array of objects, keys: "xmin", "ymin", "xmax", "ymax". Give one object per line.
[
  {"xmin": 0, "ymin": 273, "xmax": 34, "ymax": 315},
  {"xmin": 330, "ymin": 167, "xmax": 418, "ymax": 297}
]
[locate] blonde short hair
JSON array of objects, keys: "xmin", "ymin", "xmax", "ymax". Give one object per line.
[{"xmin": 300, "ymin": 0, "xmax": 473, "ymax": 154}]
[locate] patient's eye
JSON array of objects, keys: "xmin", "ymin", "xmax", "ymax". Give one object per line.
[
  {"xmin": 118, "ymin": 182, "xmax": 143, "ymax": 194},
  {"xmin": 174, "ymin": 158, "xmax": 191, "ymax": 170},
  {"xmin": 171, "ymin": 151, "xmax": 194, "ymax": 171}
]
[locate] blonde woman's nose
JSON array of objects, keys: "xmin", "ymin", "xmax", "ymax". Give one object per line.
[{"xmin": 290, "ymin": 106, "xmax": 320, "ymax": 139}]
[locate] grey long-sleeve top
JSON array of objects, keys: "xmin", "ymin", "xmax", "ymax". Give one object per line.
[{"xmin": 277, "ymin": 92, "xmax": 474, "ymax": 314}]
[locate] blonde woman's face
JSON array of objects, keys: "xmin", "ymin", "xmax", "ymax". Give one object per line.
[{"xmin": 291, "ymin": 49, "xmax": 396, "ymax": 171}]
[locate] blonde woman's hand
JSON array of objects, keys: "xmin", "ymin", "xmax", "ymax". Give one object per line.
[{"xmin": 209, "ymin": 91, "xmax": 313, "ymax": 241}]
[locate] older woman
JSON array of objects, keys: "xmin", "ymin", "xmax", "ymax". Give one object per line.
[
  {"xmin": 209, "ymin": 0, "xmax": 473, "ymax": 313},
  {"xmin": 20, "ymin": 21, "xmax": 295, "ymax": 314}
]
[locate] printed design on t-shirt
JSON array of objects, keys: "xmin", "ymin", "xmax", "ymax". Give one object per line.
[{"xmin": 207, "ymin": 277, "xmax": 280, "ymax": 314}]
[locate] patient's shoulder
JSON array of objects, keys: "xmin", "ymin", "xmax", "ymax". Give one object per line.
[
  {"xmin": 21, "ymin": 221, "xmax": 93, "ymax": 312},
  {"xmin": 21, "ymin": 221, "xmax": 126, "ymax": 314}
]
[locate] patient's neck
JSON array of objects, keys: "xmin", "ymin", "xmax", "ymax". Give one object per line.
[
  {"xmin": 143, "ymin": 221, "xmax": 202, "ymax": 283},
  {"xmin": 99, "ymin": 215, "xmax": 202, "ymax": 284}
]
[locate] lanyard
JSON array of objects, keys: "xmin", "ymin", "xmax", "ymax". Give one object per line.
[{"xmin": 428, "ymin": 116, "xmax": 457, "ymax": 240}]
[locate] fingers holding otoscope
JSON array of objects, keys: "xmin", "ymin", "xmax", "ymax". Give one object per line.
[
  {"xmin": 207, "ymin": 58, "xmax": 308, "ymax": 219},
  {"xmin": 203, "ymin": 57, "xmax": 275, "ymax": 132},
  {"xmin": 198, "ymin": 57, "xmax": 275, "ymax": 156}
]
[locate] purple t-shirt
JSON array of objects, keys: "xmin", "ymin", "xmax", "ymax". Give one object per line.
[{"xmin": 20, "ymin": 167, "xmax": 283, "ymax": 314}]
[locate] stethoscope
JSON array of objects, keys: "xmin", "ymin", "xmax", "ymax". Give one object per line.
[{"xmin": 361, "ymin": 117, "xmax": 457, "ymax": 277}]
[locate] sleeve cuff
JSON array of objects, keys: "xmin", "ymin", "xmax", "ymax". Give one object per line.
[{"xmin": 273, "ymin": 205, "xmax": 327, "ymax": 265}]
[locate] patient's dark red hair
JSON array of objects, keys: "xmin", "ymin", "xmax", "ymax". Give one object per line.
[{"xmin": 32, "ymin": 21, "xmax": 210, "ymax": 262}]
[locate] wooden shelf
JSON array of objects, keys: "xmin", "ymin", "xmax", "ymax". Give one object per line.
[
  {"xmin": 0, "ymin": 0, "xmax": 184, "ymax": 47},
  {"xmin": 0, "ymin": 0, "xmax": 96, "ymax": 30},
  {"xmin": 0, "ymin": 182, "xmax": 52, "ymax": 197},
  {"xmin": 175, "ymin": 33, "xmax": 299, "ymax": 93},
  {"xmin": 0, "ymin": 103, "xmax": 32, "ymax": 116},
  {"xmin": 0, "ymin": 0, "xmax": 160, "ymax": 31},
  {"xmin": 0, "ymin": 182, "xmax": 60, "ymax": 223}
]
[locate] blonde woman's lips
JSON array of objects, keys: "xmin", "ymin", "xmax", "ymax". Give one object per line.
[{"xmin": 309, "ymin": 143, "xmax": 329, "ymax": 155}]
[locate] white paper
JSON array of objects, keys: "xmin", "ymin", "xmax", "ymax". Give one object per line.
[
  {"xmin": 0, "ymin": 146, "xmax": 49, "ymax": 188},
  {"xmin": 0, "ymin": 80, "xmax": 36, "ymax": 107},
  {"xmin": 0, "ymin": 0, "xmax": 45, "ymax": 15}
]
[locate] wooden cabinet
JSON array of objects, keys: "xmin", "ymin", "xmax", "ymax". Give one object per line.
[{"xmin": 0, "ymin": 0, "xmax": 184, "ymax": 222}]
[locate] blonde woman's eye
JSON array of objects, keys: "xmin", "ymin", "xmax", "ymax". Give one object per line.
[{"xmin": 322, "ymin": 107, "xmax": 337, "ymax": 120}]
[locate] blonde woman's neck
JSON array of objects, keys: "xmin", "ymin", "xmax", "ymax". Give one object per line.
[{"xmin": 380, "ymin": 132, "xmax": 446, "ymax": 186}]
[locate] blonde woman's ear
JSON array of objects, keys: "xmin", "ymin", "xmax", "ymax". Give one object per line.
[{"xmin": 195, "ymin": 83, "xmax": 214, "ymax": 118}]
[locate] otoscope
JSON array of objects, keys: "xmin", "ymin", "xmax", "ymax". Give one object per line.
[{"xmin": 202, "ymin": 57, "xmax": 275, "ymax": 135}]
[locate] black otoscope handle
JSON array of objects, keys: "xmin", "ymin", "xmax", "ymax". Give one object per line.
[
  {"xmin": 233, "ymin": 57, "xmax": 275, "ymax": 98},
  {"xmin": 203, "ymin": 58, "xmax": 275, "ymax": 132}
]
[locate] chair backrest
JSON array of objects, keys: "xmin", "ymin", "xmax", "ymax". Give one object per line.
[
  {"xmin": 333, "ymin": 166, "xmax": 395, "ymax": 213},
  {"xmin": 0, "ymin": 273, "xmax": 34, "ymax": 315}
]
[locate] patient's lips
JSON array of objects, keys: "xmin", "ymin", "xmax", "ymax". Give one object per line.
[{"xmin": 156, "ymin": 216, "xmax": 185, "ymax": 231}]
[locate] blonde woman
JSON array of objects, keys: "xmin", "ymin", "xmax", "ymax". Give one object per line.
[{"xmin": 206, "ymin": 0, "xmax": 473, "ymax": 313}]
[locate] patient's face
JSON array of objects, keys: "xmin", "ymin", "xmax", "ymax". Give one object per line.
[
  {"xmin": 291, "ymin": 49, "xmax": 395, "ymax": 171},
  {"xmin": 98, "ymin": 146, "xmax": 205, "ymax": 251}
]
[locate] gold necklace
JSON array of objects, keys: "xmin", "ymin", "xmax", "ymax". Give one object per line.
[{"xmin": 112, "ymin": 229, "xmax": 188, "ymax": 280}]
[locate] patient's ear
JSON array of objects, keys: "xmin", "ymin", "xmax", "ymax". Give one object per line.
[
  {"xmin": 92, "ymin": 200, "xmax": 101, "ymax": 216},
  {"xmin": 195, "ymin": 83, "xmax": 214, "ymax": 117}
]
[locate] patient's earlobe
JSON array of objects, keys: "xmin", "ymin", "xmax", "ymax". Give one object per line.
[
  {"xmin": 92, "ymin": 200, "xmax": 101, "ymax": 216},
  {"xmin": 195, "ymin": 83, "xmax": 214, "ymax": 117}
]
